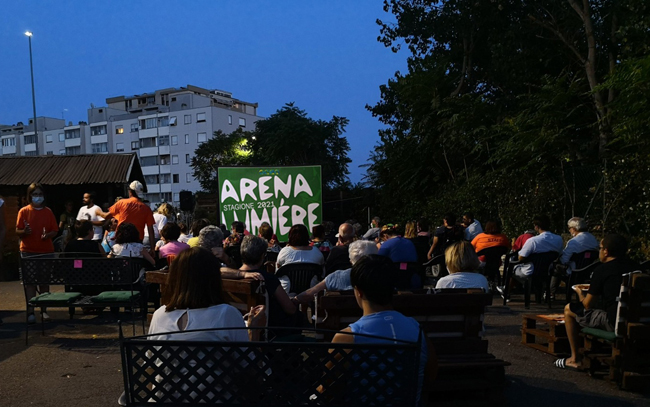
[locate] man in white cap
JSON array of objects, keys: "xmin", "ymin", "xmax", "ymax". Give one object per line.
[{"xmin": 98, "ymin": 181, "xmax": 155, "ymax": 250}]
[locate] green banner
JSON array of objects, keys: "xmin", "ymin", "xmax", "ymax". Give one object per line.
[{"xmin": 218, "ymin": 166, "xmax": 322, "ymax": 241}]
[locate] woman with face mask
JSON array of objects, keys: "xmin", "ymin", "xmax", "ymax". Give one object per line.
[{"xmin": 16, "ymin": 183, "xmax": 59, "ymax": 324}]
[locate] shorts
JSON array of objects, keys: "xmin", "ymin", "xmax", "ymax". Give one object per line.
[{"xmin": 569, "ymin": 303, "xmax": 613, "ymax": 331}]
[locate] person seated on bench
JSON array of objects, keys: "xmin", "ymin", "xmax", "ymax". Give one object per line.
[
  {"xmin": 555, "ymin": 234, "xmax": 638, "ymax": 371},
  {"xmin": 435, "ymin": 241, "xmax": 490, "ymax": 291},
  {"xmin": 330, "ymin": 254, "xmax": 436, "ymax": 405},
  {"xmin": 149, "ymin": 247, "xmax": 265, "ymax": 341},
  {"xmin": 240, "ymin": 235, "xmax": 305, "ymax": 339},
  {"xmin": 292, "ymin": 240, "xmax": 378, "ymax": 304},
  {"xmin": 108, "ymin": 222, "xmax": 155, "ymax": 266},
  {"xmin": 64, "ymin": 220, "xmax": 105, "ymax": 256}
]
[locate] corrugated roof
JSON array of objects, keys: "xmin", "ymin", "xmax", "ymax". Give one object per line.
[{"xmin": 0, "ymin": 154, "xmax": 143, "ymax": 186}]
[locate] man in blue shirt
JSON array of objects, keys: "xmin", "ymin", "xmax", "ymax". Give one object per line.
[
  {"xmin": 331, "ymin": 255, "xmax": 436, "ymax": 405},
  {"xmin": 550, "ymin": 217, "xmax": 599, "ymax": 298},
  {"xmin": 462, "ymin": 212, "xmax": 483, "ymax": 242}
]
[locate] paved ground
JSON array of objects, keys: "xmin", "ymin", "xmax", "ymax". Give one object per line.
[{"xmin": 0, "ymin": 280, "xmax": 649, "ymax": 407}]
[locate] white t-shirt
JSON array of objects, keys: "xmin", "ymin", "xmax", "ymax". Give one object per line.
[
  {"xmin": 148, "ymin": 304, "xmax": 248, "ymax": 341},
  {"xmin": 144, "ymin": 213, "xmax": 168, "ymax": 239},
  {"xmin": 112, "ymin": 242, "xmax": 145, "ymax": 258},
  {"xmin": 76, "ymin": 204, "xmax": 104, "ymax": 240},
  {"xmin": 276, "ymin": 246, "xmax": 325, "ymax": 268},
  {"xmin": 435, "ymin": 272, "xmax": 490, "ymax": 292}
]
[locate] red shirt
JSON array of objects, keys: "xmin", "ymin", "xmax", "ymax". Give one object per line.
[
  {"xmin": 512, "ymin": 233, "xmax": 535, "ymax": 252},
  {"xmin": 16, "ymin": 205, "xmax": 58, "ymax": 253},
  {"xmin": 109, "ymin": 197, "xmax": 155, "ymax": 241}
]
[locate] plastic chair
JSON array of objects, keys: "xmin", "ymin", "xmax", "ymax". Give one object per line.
[
  {"xmin": 476, "ymin": 246, "xmax": 509, "ymax": 286},
  {"xmin": 275, "ymin": 263, "xmax": 323, "ymax": 294}
]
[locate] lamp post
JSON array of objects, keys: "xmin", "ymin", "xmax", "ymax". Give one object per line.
[{"xmin": 25, "ymin": 31, "xmax": 38, "ymax": 151}]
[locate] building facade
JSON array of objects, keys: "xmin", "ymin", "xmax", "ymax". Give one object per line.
[{"xmin": 0, "ymin": 84, "xmax": 261, "ymax": 206}]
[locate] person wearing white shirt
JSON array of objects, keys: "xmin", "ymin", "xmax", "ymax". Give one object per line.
[
  {"xmin": 462, "ymin": 212, "xmax": 483, "ymax": 242},
  {"xmin": 76, "ymin": 192, "xmax": 104, "ymax": 241},
  {"xmin": 550, "ymin": 217, "xmax": 599, "ymax": 298},
  {"xmin": 436, "ymin": 241, "xmax": 490, "ymax": 292},
  {"xmin": 514, "ymin": 215, "xmax": 563, "ymax": 280}
]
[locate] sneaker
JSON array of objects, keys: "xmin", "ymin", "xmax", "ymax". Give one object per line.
[
  {"xmin": 41, "ymin": 312, "xmax": 51, "ymax": 322},
  {"xmin": 27, "ymin": 314, "xmax": 36, "ymax": 324},
  {"xmin": 496, "ymin": 285, "xmax": 506, "ymax": 297}
]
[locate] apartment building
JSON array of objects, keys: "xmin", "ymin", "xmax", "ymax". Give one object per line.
[{"xmin": 1, "ymin": 84, "xmax": 261, "ymax": 206}]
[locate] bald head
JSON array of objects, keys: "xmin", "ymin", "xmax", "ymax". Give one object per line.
[{"xmin": 338, "ymin": 223, "xmax": 355, "ymax": 245}]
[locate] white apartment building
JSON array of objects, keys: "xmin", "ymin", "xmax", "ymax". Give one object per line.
[{"xmin": 1, "ymin": 84, "xmax": 261, "ymax": 206}]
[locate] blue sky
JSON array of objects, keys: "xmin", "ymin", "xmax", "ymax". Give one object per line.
[{"xmin": 0, "ymin": 1, "xmax": 407, "ymax": 183}]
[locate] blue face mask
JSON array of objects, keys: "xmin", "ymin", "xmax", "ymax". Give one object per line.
[{"xmin": 32, "ymin": 196, "xmax": 44, "ymax": 205}]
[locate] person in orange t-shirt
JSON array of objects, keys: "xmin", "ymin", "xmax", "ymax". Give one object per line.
[
  {"xmin": 471, "ymin": 220, "xmax": 510, "ymax": 257},
  {"xmin": 97, "ymin": 181, "xmax": 155, "ymax": 254},
  {"xmin": 16, "ymin": 183, "xmax": 59, "ymax": 324}
]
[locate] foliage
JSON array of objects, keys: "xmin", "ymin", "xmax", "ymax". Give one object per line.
[
  {"xmin": 366, "ymin": 0, "xmax": 650, "ymax": 248},
  {"xmin": 192, "ymin": 103, "xmax": 351, "ymax": 194}
]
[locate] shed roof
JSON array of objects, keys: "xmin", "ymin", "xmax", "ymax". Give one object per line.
[{"xmin": 0, "ymin": 154, "xmax": 145, "ymax": 186}]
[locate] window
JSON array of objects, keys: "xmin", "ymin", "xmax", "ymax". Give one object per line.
[
  {"xmin": 186, "ymin": 173, "xmax": 192, "ymax": 182},
  {"xmin": 59, "ymin": 133, "xmax": 65, "ymax": 142},
  {"xmin": 159, "ymin": 116, "xmax": 169, "ymax": 127},
  {"xmin": 184, "ymin": 115, "xmax": 191, "ymax": 125},
  {"xmin": 116, "ymin": 142, "xmax": 124, "ymax": 152},
  {"xmin": 25, "ymin": 151, "xmax": 38, "ymax": 156},
  {"xmin": 160, "ymin": 174, "xmax": 171, "ymax": 184},
  {"xmin": 171, "ymin": 97, "xmax": 177, "ymax": 102},
  {"xmin": 140, "ymin": 137, "xmax": 157, "ymax": 148},
  {"xmin": 161, "ymin": 192, "xmax": 172, "ymax": 202},
  {"xmin": 59, "ymin": 149, "xmax": 65, "ymax": 155},
  {"xmin": 159, "ymin": 135, "xmax": 169, "ymax": 146},
  {"xmin": 169, "ymin": 116, "xmax": 177, "ymax": 126},
  {"xmin": 184, "ymin": 134, "xmax": 189, "ymax": 144},
  {"xmin": 24, "ymin": 135, "xmax": 37, "ymax": 144},
  {"xmin": 171, "ymin": 135, "xmax": 178, "ymax": 145},
  {"xmin": 65, "ymin": 129, "xmax": 81, "ymax": 139},
  {"xmin": 65, "ymin": 146, "xmax": 81, "ymax": 155},
  {"xmin": 173, "ymin": 193, "xmax": 180, "ymax": 202},
  {"xmin": 172, "ymin": 155, "xmax": 179, "ymax": 165},
  {"xmin": 228, "ymin": 115, "xmax": 233, "ymax": 125},
  {"xmin": 239, "ymin": 117, "xmax": 246, "ymax": 127},
  {"xmin": 141, "ymin": 118, "xmax": 157, "ymax": 129},
  {"xmin": 160, "ymin": 156, "xmax": 169, "ymax": 165},
  {"xmin": 197, "ymin": 112, "xmax": 206, "ymax": 122},
  {"xmin": 131, "ymin": 141, "xmax": 140, "ymax": 150},
  {"xmin": 173, "ymin": 174, "xmax": 179, "ymax": 183},
  {"xmin": 197, "ymin": 132, "xmax": 207, "ymax": 143},
  {"xmin": 145, "ymin": 175, "xmax": 159, "ymax": 185},
  {"xmin": 91, "ymin": 125, "xmax": 107, "ymax": 136},
  {"xmin": 186, "ymin": 154, "xmax": 191, "ymax": 163},
  {"xmin": 131, "ymin": 123, "xmax": 138, "ymax": 132},
  {"xmin": 46, "ymin": 151, "xmax": 53, "ymax": 155},
  {"xmin": 92, "ymin": 142, "xmax": 108, "ymax": 153},
  {"xmin": 46, "ymin": 134, "xmax": 53, "ymax": 143},
  {"xmin": 116, "ymin": 126, "xmax": 124, "ymax": 134},
  {"xmin": 140, "ymin": 156, "xmax": 159, "ymax": 166},
  {"xmin": 1, "ymin": 138, "xmax": 16, "ymax": 147}
]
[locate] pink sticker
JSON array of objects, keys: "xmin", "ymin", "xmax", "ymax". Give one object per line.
[
  {"xmin": 400, "ymin": 263, "xmax": 407, "ymax": 270},
  {"xmin": 74, "ymin": 260, "xmax": 83, "ymax": 269}
]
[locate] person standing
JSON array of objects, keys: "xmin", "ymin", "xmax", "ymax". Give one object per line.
[
  {"xmin": 77, "ymin": 191, "xmax": 104, "ymax": 242},
  {"xmin": 97, "ymin": 181, "xmax": 155, "ymax": 255},
  {"xmin": 16, "ymin": 183, "xmax": 59, "ymax": 324}
]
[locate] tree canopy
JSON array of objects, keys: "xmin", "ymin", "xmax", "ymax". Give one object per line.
[
  {"xmin": 191, "ymin": 103, "xmax": 351, "ymax": 193},
  {"xmin": 367, "ymin": 0, "xmax": 650, "ymax": 256}
]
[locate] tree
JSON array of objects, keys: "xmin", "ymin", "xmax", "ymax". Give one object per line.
[
  {"xmin": 250, "ymin": 103, "xmax": 351, "ymax": 191},
  {"xmin": 192, "ymin": 103, "xmax": 352, "ymax": 193},
  {"xmin": 191, "ymin": 128, "xmax": 252, "ymax": 192}
]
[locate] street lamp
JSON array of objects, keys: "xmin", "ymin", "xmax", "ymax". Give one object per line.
[{"xmin": 25, "ymin": 31, "xmax": 38, "ymax": 152}]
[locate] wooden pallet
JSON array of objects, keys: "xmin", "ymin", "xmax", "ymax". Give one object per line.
[{"xmin": 522, "ymin": 314, "xmax": 569, "ymax": 356}]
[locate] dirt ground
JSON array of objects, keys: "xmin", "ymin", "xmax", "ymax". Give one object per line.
[{"xmin": 0, "ymin": 280, "xmax": 648, "ymax": 407}]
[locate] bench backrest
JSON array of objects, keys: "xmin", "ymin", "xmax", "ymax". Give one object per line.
[
  {"xmin": 614, "ymin": 272, "xmax": 650, "ymax": 340},
  {"xmin": 318, "ymin": 289, "xmax": 491, "ymax": 355},
  {"xmin": 21, "ymin": 255, "xmax": 142, "ymax": 286},
  {"xmin": 120, "ymin": 329, "xmax": 421, "ymax": 406}
]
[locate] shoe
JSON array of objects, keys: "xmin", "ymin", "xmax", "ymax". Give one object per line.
[
  {"xmin": 27, "ymin": 314, "xmax": 36, "ymax": 324},
  {"xmin": 496, "ymin": 286, "xmax": 506, "ymax": 297},
  {"xmin": 41, "ymin": 312, "xmax": 51, "ymax": 322},
  {"xmin": 117, "ymin": 391, "xmax": 127, "ymax": 406}
]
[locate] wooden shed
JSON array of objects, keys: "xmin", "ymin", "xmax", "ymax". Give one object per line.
[{"xmin": 0, "ymin": 154, "xmax": 146, "ymax": 280}]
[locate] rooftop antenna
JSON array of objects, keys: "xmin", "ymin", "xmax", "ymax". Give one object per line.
[{"xmin": 62, "ymin": 108, "xmax": 68, "ymax": 120}]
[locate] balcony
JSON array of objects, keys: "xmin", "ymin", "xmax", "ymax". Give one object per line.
[
  {"xmin": 91, "ymin": 134, "xmax": 108, "ymax": 144},
  {"xmin": 141, "ymin": 166, "xmax": 160, "ymax": 176},
  {"xmin": 65, "ymin": 138, "xmax": 81, "ymax": 148},
  {"xmin": 147, "ymin": 184, "xmax": 161, "ymax": 193},
  {"xmin": 139, "ymin": 128, "xmax": 157, "ymax": 139},
  {"xmin": 139, "ymin": 147, "xmax": 159, "ymax": 157},
  {"xmin": 25, "ymin": 143, "xmax": 37, "ymax": 152}
]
